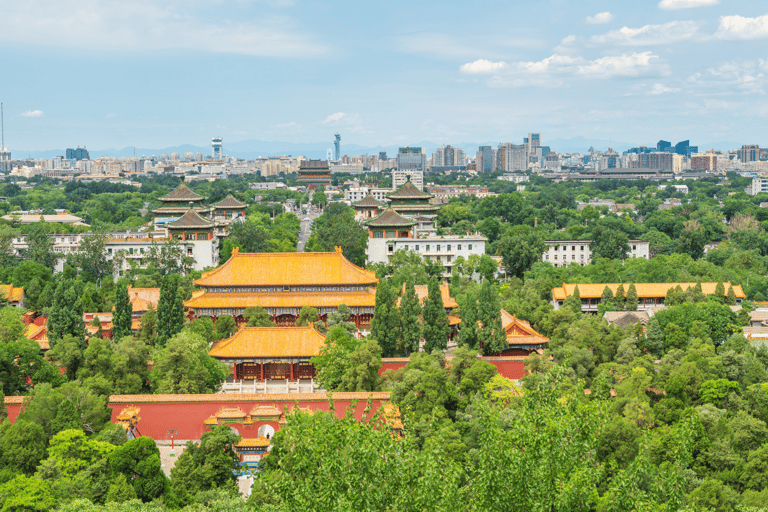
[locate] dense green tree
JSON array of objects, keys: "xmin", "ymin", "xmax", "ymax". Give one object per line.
[
  {"xmin": 112, "ymin": 282, "xmax": 133, "ymax": 341},
  {"xmin": 305, "ymin": 203, "xmax": 368, "ymax": 266},
  {"xmin": 22, "ymin": 222, "xmax": 58, "ymax": 270},
  {"xmin": 311, "ymin": 325, "xmax": 359, "ymax": 391},
  {"xmin": 0, "ymin": 419, "xmax": 47, "ymax": 478},
  {"xmin": 590, "ymin": 225, "xmax": 630, "ymax": 260},
  {"xmin": 457, "ymin": 286, "xmax": 479, "ymax": 350},
  {"xmin": 47, "ymin": 334, "xmax": 86, "ymax": 381},
  {"xmin": 0, "ymin": 474, "xmax": 58, "ymax": 511},
  {"xmin": 476, "ymin": 279, "xmax": 506, "ymax": 356},
  {"xmin": 170, "ymin": 424, "xmax": 240, "ymax": 501},
  {"xmin": 399, "ymin": 278, "xmax": 422, "ymax": 355},
  {"xmin": 185, "ymin": 316, "xmax": 216, "ymax": 344},
  {"xmin": 370, "ymin": 278, "xmax": 400, "ymax": 357},
  {"xmin": 338, "ymin": 339, "xmax": 383, "ymax": 392},
  {"xmin": 47, "ymin": 282, "xmax": 85, "ymax": 346},
  {"xmin": 143, "ymin": 239, "xmax": 194, "ymax": 276},
  {"xmin": 626, "ymin": 283, "xmax": 638, "ymax": 311},
  {"xmin": 563, "ymin": 284, "xmax": 582, "ymax": 315},
  {"xmin": 296, "ymin": 306, "xmax": 319, "ymax": 327},
  {"xmin": 108, "ymin": 437, "xmax": 174, "ymax": 503},
  {"xmin": 156, "ymin": 274, "xmax": 184, "ymax": 346},
  {"xmin": 136, "ymin": 305, "xmax": 157, "ymax": 345},
  {"xmin": 243, "ymin": 306, "xmax": 274, "ymax": 327},
  {"xmin": 78, "ymin": 336, "xmax": 150, "ymax": 395},
  {"xmin": 149, "ymin": 331, "xmax": 228, "ymax": 394},
  {"xmin": 422, "ymin": 278, "xmax": 450, "ymax": 353},
  {"xmin": 498, "ymin": 232, "xmax": 545, "ymax": 279},
  {"xmin": 213, "ymin": 315, "xmax": 237, "ymax": 341},
  {"xmin": 1, "ymin": 311, "xmax": 65, "ymax": 395},
  {"xmin": 70, "ymin": 233, "xmax": 113, "ymax": 283}
]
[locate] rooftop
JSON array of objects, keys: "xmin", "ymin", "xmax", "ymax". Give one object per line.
[
  {"xmin": 157, "ymin": 183, "xmax": 205, "ymax": 202},
  {"xmin": 194, "ymin": 247, "xmax": 377, "ymax": 287},
  {"xmin": 209, "ymin": 326, "xmax": 326, "ymax": 359},
  {"xmin": 364, "ymin": 208, "xmax": 416, "ymax": 228},
  {"xmin": 501, "ymin": 309, "xmax": 549, "ymax": 346},
  {"xmin": 387, "ymin": 181, "xmax": 433, "ymax": 200},
  {"xmin": 166, "ymin": 209, "xmax": 216, "ymax": 229},
  {"xmin": 212, "ymin": 194, "xmax": 246, "ymax": 209},
  {"xmin": 552, "ymin": 282, "xmax": 746, "ymax": 300},
  {"xmin": 352, "ymin": 194, "xmax": 385, "ymax": 208}
]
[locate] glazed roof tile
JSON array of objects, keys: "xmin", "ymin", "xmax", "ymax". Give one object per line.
[
  {"xmin": 127, "ymin": 286, "xmax": 160, "ymax": 311},
  {"xmin": 352, "ymin": 194, "xmax": 385, "ymax": 208},
  {"xmin": 396, "ymin": 283, "xmax": 458, "ymax": 309},
  {"xmin": 236, "ymin": 437, "xmax": 271, "ymax": 447},
  {"xmin": 194, "ymin": 248, "xmax": 377, "ymax": 287},
  {"xmin": 551, "ymin": 282, "xmax": 746, "ymax": 300},
  {"xmin": 185, "ymin": 289, "xmax": 376, "ymax": 309},
  {"xmin": 166, "ymin": 209, "xmax": 216, "ymax": 229},
  {"xmin": 212, "ymin": 194, "xmax": 247, "ymax": 209},
  {"xmin": 108, "ymin": 392, "xmax": 392, "ymax": 403},
  {"xmin": 364, "ymin": 208, "xmax": 417, "ymax": 228},
  {"xmin": 387, "ymin": 181, "xmax": 434, "ymax": 200},
  {"xmin": 500, "ymin": 309, "xmax": 549, "ymax": 346},
  {"xmin": 157, "ymin": 183, "xmax": 205, "ymax": 202},
  {"xmin": 0, "ymin": 285, "xmax": 24, "ymax": 303},
  {"xmin": 209, "ymin": 326, "xmax": 326, "ymax": 359}
]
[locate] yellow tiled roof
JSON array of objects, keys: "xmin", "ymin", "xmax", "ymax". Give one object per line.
[
  {"xmin": 250, "ymin": 405, "xmax": 281, "ymax": 417},
  {"xmin": 448, "ymin": 315, "xmax": 462, "ymax": 326},
  {"xmin": 236, "ymin": 437, "xmax": 271, "ymax": 447},
  {"xmin": 209, "ymin": 326, "xmax": 326, "ymax": 359},
  {"xmin": 185, "ymin": 289, "xmax": 377, "ymax": 309},
  {"xmin": 396, "ymin": 283, "xmax": 458, "ymax": 309},
  {"xmin": 551, "ymin": 282, "xmax": 746, "ymax": 301},
  {"xmin": 500, "ymin": 309, "xmax": 549, "ymax": 346},
  {"xmin": 195, "ymin": 247, "xmax": 378, "ymax": 287},
  {"xmin": 127, "ymin": 286, "xmax": 160, "ymax": 311},
  {"xmin": 0, "ymin": 284, "xmax": 24, "ymax": 303}
]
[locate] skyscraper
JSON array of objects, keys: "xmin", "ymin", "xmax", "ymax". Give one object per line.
[
  {"xmin": 397, "ymin": 147, "xmax": 427, "ymax": 173},
  {"xmin": 740, "ymin": 145, "xmax": 759, "ymax": 163},
  {"xmin": 476, "ymin": 146, "xmax": 492, "ymax": 172},
  {"xmin": 334, "ymin": 134, "xmax": 341, "ymax": 161},
  {"xmin": 379, "ymin": 151, "xmax": 387, "ymax": 160},
  {"xmin": 212, "ymin": 137, "xmax": 223, "ymax": 160},
  {"xmin": 66, "ymin": 147, "xmax": 90, "ymax": 160}
]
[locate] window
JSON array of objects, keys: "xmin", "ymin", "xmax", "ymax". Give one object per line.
[
  {"xmin": 388, "ymin": 245, "xmax": 394, "ymax": 253},
  {"xmin": 554, "ymin": 255, "xmax": 558, "ymax": 260},
  {"xmin": 426, "ymin": 245, "xmax": 430, "ymax": 251},
  {"xmin": 458, "ymin": 244, "xmax": 462, "ymax": 250},
  {"xmin": 468, "ymin": 244, "xmax": 473, "ymax": 250},
  {"xmin": 373, "ymin": 231, "xmax": 383, "ymax": 238},
  {"xmin": 415, "ymin": 245, "xmax": 419, "ymax": 251},
  {"xmin": 447, "ymin": 244, "xmax": 451, "ymax": 251},
  {"xmin": 572, "ymin": 246, "xmax": 575, "ymax": 250},
  {"xmin": 572, "ymin": 255, "xmax": 575, "ymax": 260},
  {"xmin": 187, "ymin": 248, "xmax": 193, "ymax": 256},
  {"xmin": 437, "ymin": 245, "xmax": 441, "ymax": 252},
  {"xmin": 581, "ymin": 245, "xmax": 584, "ymax": 250},
  {"xmin": 446, "ymin": 255, "xmax": 452, "ymax": 262},
  {"xmin": 580, "ymin": 254, "xmax": 584, "ymax": 259},
  {"xmin": 632, "ymin": 245, "xmax": 637, "ymax": 250}
]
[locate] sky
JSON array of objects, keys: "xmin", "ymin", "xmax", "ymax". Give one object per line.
[{"xmin": 1, "ymin": 0, "xmax": 767, "ymax": 153}]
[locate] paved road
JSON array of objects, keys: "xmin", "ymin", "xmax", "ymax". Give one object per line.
[{"xmin": 295, "ymin": 207, "xmax": 321, "ymax": 252}]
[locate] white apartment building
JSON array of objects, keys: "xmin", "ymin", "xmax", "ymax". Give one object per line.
[
  {"xmin": 392, "ymin": 169, "xmax": 424, "ymax": 191},
  {"xmin": 367, "ymin": 234, "xmax": 487, "ymax": 277},
  {"xmin": 497, "ymin": 174, "xmax": 529, "ymax": 183},
  {"xmin": 542, "ymin": 239, "xmax": 650, "ymax": 267},
  {"xmin": 750, "ymin": 177, "xmax": 768, "ymax": 195}
]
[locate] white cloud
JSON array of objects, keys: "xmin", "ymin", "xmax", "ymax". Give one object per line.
[
  {"xmin": 0, "ymin": 1, "xmax": 326, "ymax": 57},
  {"xmin": 394, "ymin": 32, "xmax": 546, "ymax": 60},
  {"xmin": 650, "ymin": 83, "xmax": 681, "ymax": 94},
  {"xmin": 21, "ymin": 110, "xmax": 44, "ymax": 117},
  {"xmin": 460, "ymin": 59, "xmax": 508, "ymax": 74},
  {"xmin": 465, "ymin": 51, "xmax": 663, "ymax": 88},
  {"xmin": 586, "ymin": 12, "xmax": 614, "ymax": 25},
  {"xmin": 322, "ymin": 112, "xmax": 347, "ymax": 124},
  {"xmin": 715, "ymin": 14, "xmax": 768, "ymax": 40},
  {"xmin": 687, "ymin": 60, "xmax": 767, "ymax": 94},
  {"xmin": 590, "ymin": 21, "xmax": 701, "ymax": 46},
  {"xmin": 658, "ymin": 0, "xmax": 719, "ymax": 10}
]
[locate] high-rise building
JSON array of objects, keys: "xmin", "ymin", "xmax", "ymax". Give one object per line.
[
  {"xmin": 476, "ymin": 146, "xmax": 492, "ymax": 172},
  {"xmin": 170, "ymin": 152, "xmax": 180, "ymax": 161},
  {"xmin": 392, "ymin": 169, "xmax": 424, "ymax": 191},
  {"xmin": 740, "ymin": 145, "xmax": 759, "ymax": 163},
  {"xmin": 632, "ymin": 152, "xmax": 674, "ymax": 171},
  {"xmin": 195, "ymin": 152, "xmax": 203, "ymax": 162},
  {"xmin": 379, "ymin": 151, "xmax": 387, "ymax": 160},
  {"xmin": 691, "ymin": 153, "xmax": 717, "ymax": 171},
  {"xmin": 397, "ymin": 147, "xmax": 427, "ymax": 173},
  {"xmin": 524, "ymin": 133, "xmax": 541, "ymax": 158},
  {"xmin": 66, "ymin": 147, "xmax": 90, "ymax": 160},
  {"xmin": 0, "ymin": 146, "xmax": 9, "ymax": 173},
  {"xmin": 212, "ymin": 137, "xmax": 223, "ymax": 160},
  {"xmin": 657, "ymin": 140, "xmax": 671, "ymax": 152},
  {"xmin": 432, "ymin": 145, "xmax": 466, "ymax": 169},
  {"xmin": 334, "ymin": 134, "xmax": 341, "ymax": 161}
]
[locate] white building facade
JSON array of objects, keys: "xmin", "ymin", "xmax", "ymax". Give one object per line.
[{"xmin": 542, "ymin": 239, "xmax": 650, "ymax": 267}]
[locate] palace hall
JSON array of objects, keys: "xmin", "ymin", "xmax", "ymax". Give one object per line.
[{"xmin": 184, "ymin": 247, "xmax": 378, "ymax": 328}]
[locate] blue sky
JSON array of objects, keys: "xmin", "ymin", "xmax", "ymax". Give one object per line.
[{"xmin": 1, "ymin": 0, "xmax": 767, "ymax": 152}]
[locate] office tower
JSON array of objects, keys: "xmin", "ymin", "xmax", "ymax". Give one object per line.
[
  {"xmin": 212, "ymin": 137, "xmax": 223, "ymax": 160},
  {"xmin": 379, "ymin": 151, "xmax": 387, "ymax": 160},
  {"xmin": 432, "ymin": 145, "xmax": 466, "ymax": 169},
  {"xmin": 397, "ymin": 147, "xmax": 427, "ymax": 173},
  {"xmin": 393, "ymin": 169, "xmax": 424, "ymax": 190},
  {"xmin": 476, "ymin": 146, "xmax": 492, "ymax": 172},
  {"xmin": 605, "ymin": 147, "xmax": 618, "ymax": 168},
  {"xmin": 170, "ymin": 152, "xmax": 180, "ymax": 161},
  {"xmin": 66, "ymin": 147, "xmax": 90, "ymax": 160},
  {"xmin": 740, "ymin": 145, "xmax": 759, "ymax": 163},
  {"xmin": 160, "ymin": 152, "xmax": 169, "ymax": 161},
  {"xmin": 334, "ymin": 134, "xmax": 341, "ymax": 161},
  {"xmin": 183, "ymin": 152, "xmax": 194, "ymax": 161},
  {"xmin": 691, "ymin": 153, "xmax": 717, "ymax": 171},
  {"xmin": 195, "ymin": 152, "xmax": 202, "ymax": 162},
  {"xmin": 657, "ymin": 140, "xmax": 671, "ymax": 152}
]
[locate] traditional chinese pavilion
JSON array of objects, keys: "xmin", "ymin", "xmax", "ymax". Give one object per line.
[
  {"xmin": 211, "ymin": 194, "xmax": 247, "ymax": 221},
  {"xmin": 386, "ymin": 180, "xmax": 439, "ymax": 217},
  {"xmin": 352, "ymin": 193, "xmax": 385, "ymax": 221},
  {"xmin": 365, "ymin": 207, "xmax": 417, "ymax": 239},
  {"xmin": 499, "ymin": 309, "xmax": 549, "ymax": 356},
  {"xmin": 209, "ymin": 326, "xmax": 324, "ymax": 381},
  {"xmin": 152, "ymin": 182, "xmax": 210, "ymax": 222},
  {"xmin": 297, "ymin": 160, "xmax": 332, "ymax": 189},
  {"xmin": 1, "ymin": 284, "xmax": 24, "ymax": 307},
  {"xmin": 166, "ymin": 208, "xmax": 217, "ymax": 241},
  {"xmin": 184, "ymin": 247, "xmax": 377, "ymax": 327}
]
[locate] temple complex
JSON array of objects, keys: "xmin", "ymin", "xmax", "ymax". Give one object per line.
[
  {"xmin": 152, "ymin": 182, "xmax": 210, "ymax": 223},
  {"xmin": 297, "ymin": 160, "xmax": 332, "ymax": 189},
  {"xmin": 386, "ymin": 180, "xmax": 439, "ymax": 217},
  {"xmin": 184, "ymin": 247, "xmax": 377, "ymax": 328},
  {"xmin": 151, "ymin": 182, "xmax": 245, "ymax": 239},
  {"xmin": 352, "ymin": 193, "xmax": 385, "ymax": 221}
]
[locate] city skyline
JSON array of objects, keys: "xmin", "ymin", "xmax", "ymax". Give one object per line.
[{"xmin": 1, "ymin": 0, "xmax": 767, "ymax": 151}]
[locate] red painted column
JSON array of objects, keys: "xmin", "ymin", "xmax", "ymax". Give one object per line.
[
  {"xmin": 260, "ymin": 363, "xmax": 264, "ymax": 382},
  {"xmin": 290, "ymin": 362, "xmax": 294, "ymax": 381}
]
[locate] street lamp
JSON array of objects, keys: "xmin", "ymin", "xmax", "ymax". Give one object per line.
[{"xmin": 167, "ymin": 429, "xmax": 178, "ymax": 456}]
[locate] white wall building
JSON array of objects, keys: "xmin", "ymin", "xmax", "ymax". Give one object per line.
[
  {"xmin": 367, "ymin": 234, "xmax": 487, "ymax": 277},
  {"xmin": 392, "ymin": 169, "xmax": 423, "ymax": 191},
  {"xmin": 542, "ymin": 239, "xmax": 650, "ymax": 267}
]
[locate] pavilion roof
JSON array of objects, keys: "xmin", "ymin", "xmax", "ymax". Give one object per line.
[
  {"xmin": 396, "ymin": 283, "xmax": 458, "ymax": 309},
  {"xmin": 166, "ymin": 209, "xmax": 216, "ymax": 229},
  {"xmin": 364, "ymin": 208, "xmax": 416, "ymax": 228},
  {"xmin": 387, "ymin": 180, "xmax": 434, "ymax": 200},
  {"xmin": 0, "ymin": 284, "xmax": 24, "ymax": 303},
  {"xmin": 352, "ymin": 194, "xmax": 385, "ymax": 208},
  {"xmin": 501, "ymin": 309, "xmax": 549, "ymax": 346},
  {"xmin": 551, "ymin": 282, "xmax": 746, "ymax": 300},
  {"xmin": 127, "ymin": 286, "xmax": 160, "ymax": 312},
  {"xmin": 194, "ymin": 247, "xmax": 377, "ymax": 287},
  {"xmin": 185, "ymin": 289, "xmax": 376, "ymax": 310},
  {"xmin": 209, "ymin": 326, "xmax": 326, "ymax": 359},
  {"xmin": 212, "ymin": 194, "xmax": 247, "ymax": 209},
  {"xmin": 157, "ymin": 182, "xmax": 205, "ymax": 202}
]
